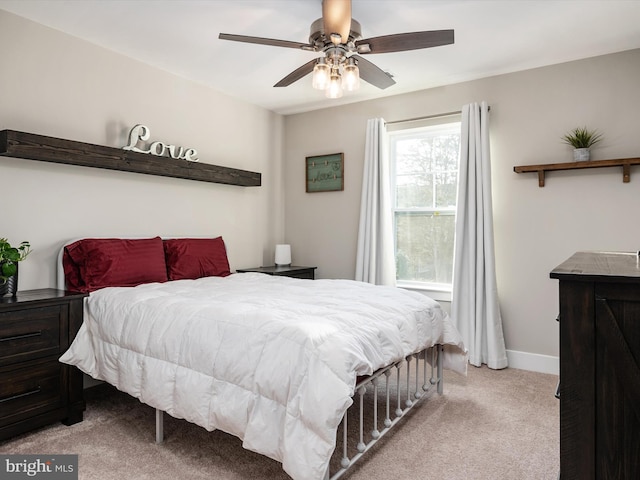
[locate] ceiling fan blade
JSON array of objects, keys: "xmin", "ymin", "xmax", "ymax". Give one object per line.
[
  {"xmin": 351, "ymin": 55, "xmax": 395, "ymax": 90},
  {"xmin": 219, "ymin": 33, "xmax": 312, "ymax": 50},
  {"xmin": 274, "ymin": 59, "xmax": 318, "ymax": 87},
  {"xmin": 356, "ymin": 30, "xmax": 454, "ymax": 54},
  {"xmin": 322, "ymin": 0, "xmax": 352, "ymax": 44}
]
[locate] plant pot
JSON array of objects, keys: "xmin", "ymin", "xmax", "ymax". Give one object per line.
[
  {"xmin": 0, "ymin": 262, "xmax": 18, "ymax": 297},
  {"xmin": 573, "ymin": 148, "xmax": 590, "ymax": 161}
]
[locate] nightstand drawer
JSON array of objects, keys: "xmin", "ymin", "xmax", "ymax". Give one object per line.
[
  {"xmin": 0, "ymin": 361, "xmax": 63, "ymax": 426},
  {"xmin": 237, "ymin": 266, "xmax": 317, "ymax": 279},
  {"xmin": 0, "ymin": 289, "xmax": 86, "ymax": 441},
  {"xmin": 283, "ymin": 270, "xmax": 315, "ymax": 279},
  {"xmin": 0, "ymin": 305, "xmax": 63, "ymax": 366}
]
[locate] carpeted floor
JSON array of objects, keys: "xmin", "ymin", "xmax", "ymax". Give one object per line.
[{"xmin": 0, "ymin": 365, "xmax": 559, "ymax": 479}]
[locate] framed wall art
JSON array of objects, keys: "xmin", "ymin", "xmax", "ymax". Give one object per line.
[{"xmin": 305, "ymin": 153, "xmax": 344, "ymax": 193}]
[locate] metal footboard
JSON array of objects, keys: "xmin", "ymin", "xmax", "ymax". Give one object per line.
[
  {"xmin": 327, "ymin": 344, "xmax": 444, "ymax": 480},
  {"xmin": 154, "ymin": 344, "xmax": 445, "ymax": 480}
]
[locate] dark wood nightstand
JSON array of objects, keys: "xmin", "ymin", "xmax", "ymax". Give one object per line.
[
  {"xmin": 236, "ymin": 266, "xmax": 317, "ymax": 280},
  {"xmin": 0, "ymin": 288, "xmax": 87, "ymax": 441}
]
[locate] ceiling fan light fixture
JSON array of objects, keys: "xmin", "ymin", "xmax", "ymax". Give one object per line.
[
  {"xmin": 326, "ymin": 69, "xmax": 343, "ymax": 98},
  {"xmin": 342, "ymin": 58, "xmax": 360, "ymax": 91},
  {"xmin": 312, "ymin": 58, "xmax": 330, "ymax": 90},
  {"xmin": 219, "ymin": 1, "xmax": 453, "ymax": 95}
]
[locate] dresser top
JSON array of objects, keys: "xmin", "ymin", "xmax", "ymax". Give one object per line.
[{"xmin": 551, "ymin": 251, "xmax": 640, "ymax": 282}]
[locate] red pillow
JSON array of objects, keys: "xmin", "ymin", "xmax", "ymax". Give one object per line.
[
  {"xmin": 65, "ymin": 237, "xmax": 168, "ymax": 292},
  {"xmin": 62, "ymin": 244, "xmax": 84, "ymax": 292},
  {"xmin": 163, "ymin": 237, "xmax": 231, "ymax": 280}
]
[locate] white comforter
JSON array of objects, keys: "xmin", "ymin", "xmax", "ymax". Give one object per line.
[{"xmin": 60, "ymin": 273, "xmax": 467, "ymax": 480}]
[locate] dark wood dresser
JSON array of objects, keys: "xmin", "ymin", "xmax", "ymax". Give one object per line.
[
  {"xmin": 0, "ymin": 289, "xmax": 87, "ymax": 441},
  {"xmin": 551, "ymin": 252, "xmax": 640, "ymax": 479}
]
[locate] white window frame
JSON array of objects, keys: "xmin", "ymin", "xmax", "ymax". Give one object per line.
[{"xmin": 387, "ymin": 116, "xmax": 461, "ymax": 302}]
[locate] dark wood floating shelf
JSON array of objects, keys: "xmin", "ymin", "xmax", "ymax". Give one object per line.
[
  {"xmin": 513, "ymin": 157, "xmax": 640, "ymax": 187},
  {"xmin": 0, "ymin": 130, "xmax": 261, "ymax": 187}
]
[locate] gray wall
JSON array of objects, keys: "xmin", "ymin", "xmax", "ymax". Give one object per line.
[
  {"xmin": 4, "ymin": 7, "xmax": 639, "ymax": 369},
  {"xmin": 283, "ymin": 48, "xmax": 640, "ymax": 363},
  {"xmin": 0, "ymin": 10, "xmax": 285, "ymax": 289}
]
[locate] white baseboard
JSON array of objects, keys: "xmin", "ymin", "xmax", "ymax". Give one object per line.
[{"xmin": 506, "ymin": 350, "xmax": 558, "ymax": 375}]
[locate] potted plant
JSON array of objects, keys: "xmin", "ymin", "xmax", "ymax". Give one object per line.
[
  {"xmin": 0, "ymin": 238, "xmax": 31, "ymax": 297},
  {"xmin": 562, "ymin": 127, "xmax": 603, "ymax": 161}
]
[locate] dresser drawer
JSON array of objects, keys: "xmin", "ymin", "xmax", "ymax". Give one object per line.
[
  {"xmin": 0, "ymin": 360, "xmax": 63, "ymax": 426},
  {"xmin": 0, "ymin": 305, "xmax": 64, "ymax": 366}
]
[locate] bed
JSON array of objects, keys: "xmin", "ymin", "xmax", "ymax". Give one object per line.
[{"xmin": 56, "ymin": 236, "xmax": 467, "ymax": 480}]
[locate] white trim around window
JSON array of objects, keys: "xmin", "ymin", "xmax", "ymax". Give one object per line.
[{"xmin": 397, "ymin": 281, "xmax": 452, "ymax": 302}]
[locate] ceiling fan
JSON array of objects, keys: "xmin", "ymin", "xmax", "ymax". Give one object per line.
[{"xmin": 218, "ymin": 0, "xmax": 454, "ymax": 98}]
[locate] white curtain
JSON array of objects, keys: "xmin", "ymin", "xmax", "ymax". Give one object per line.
[
  {"xmin": 452, "ymin": 102, "xmax": 508, "ymax": 369},
  {"xmin": 355, "ymin": 118, "xmax": 396, "ymax": 286}
]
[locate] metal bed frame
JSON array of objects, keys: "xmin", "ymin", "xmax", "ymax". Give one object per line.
[
  {"xmin": 56, "ymin": 240, "xmax": 446, "ymax": 480},
  {"xmin": 154, "ymin": 344, "xmax": 444, "ymax": 480}
]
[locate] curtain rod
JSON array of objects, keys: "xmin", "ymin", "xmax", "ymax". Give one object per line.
[
  {"xmin": 385, "ymin": 110, "xmax": 461, "ymax": 125},
  {"xmin": 385, "ymin": 106, "xmax": 491, "ymax": 126}
]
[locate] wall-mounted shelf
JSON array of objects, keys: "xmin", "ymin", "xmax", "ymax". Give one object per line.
[
  {"xmin": 513, "ymin": 157, "xmax": 640, "ymax": 187},
  {"xmin": 0, "ymin": 130, "xmax": 261, "ymax": 187}
]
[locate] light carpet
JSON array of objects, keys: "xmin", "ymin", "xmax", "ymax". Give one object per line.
[{"xmin": 0, "ymin": 365, "xmax": 559, "ymax": 479}]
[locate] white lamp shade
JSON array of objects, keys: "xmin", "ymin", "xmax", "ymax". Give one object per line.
[{"xmin": 275, "ymin": 244, "xmax": 292, "ymax": 266}]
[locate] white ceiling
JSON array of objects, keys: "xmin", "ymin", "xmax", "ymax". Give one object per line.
[{"xmin": 1, "ymin": 0, "xmax": 640, "ymax": 115}]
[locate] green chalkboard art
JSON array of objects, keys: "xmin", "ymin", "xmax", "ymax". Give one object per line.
[{"xmin": 306, "ymin": 153, "xmax": 344, "ymax": 192}]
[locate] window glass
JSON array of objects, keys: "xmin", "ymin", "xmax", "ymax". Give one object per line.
[{"xmin": 389, "ymin": 121, "xmax": 460, "ymax": 288}]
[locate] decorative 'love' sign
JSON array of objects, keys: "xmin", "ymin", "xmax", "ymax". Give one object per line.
[{"xmin": 122, "ymin": 124, "xmax": 198, "ymax": 162}]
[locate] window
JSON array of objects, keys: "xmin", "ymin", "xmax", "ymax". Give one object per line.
[{"xmin": 389, "ymin": 120, "xmax": 461, "ymax": 293}]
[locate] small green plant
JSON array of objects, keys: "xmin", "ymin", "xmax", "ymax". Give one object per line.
[
  {"xmin": 0, "ymin": 238, "xmax": 31, "ymax": 284},
  {"xmin": 562, "ymin": 127, "xmax": 603, "ymax": 149}
]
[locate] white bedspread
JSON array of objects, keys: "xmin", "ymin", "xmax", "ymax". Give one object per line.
[{"xmin": 60, "ymin": 273, "xmax": 467, "ymax": 480}]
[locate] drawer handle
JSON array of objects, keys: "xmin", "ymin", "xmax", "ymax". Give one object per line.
[
  {"xmin": 0, "ymin": 386, "xmax": 41, "ymax": 404},
  {"xmin": 0, "ymin": 331, "xmax": 42, "ymax": 342}
]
